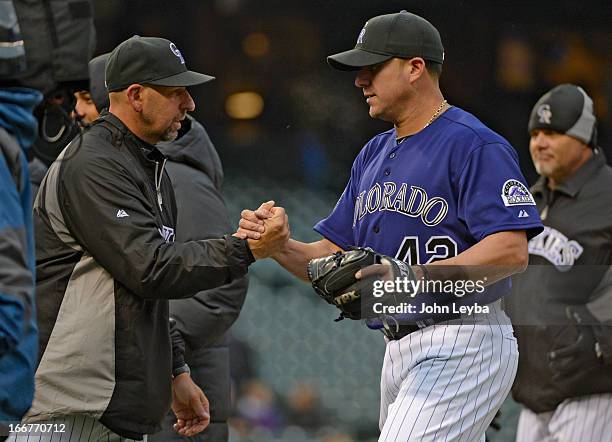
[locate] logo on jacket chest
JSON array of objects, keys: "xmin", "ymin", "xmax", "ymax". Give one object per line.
[
  {"xmin": 158, "ymin": 225, "xmax": 175, "ymax": 243},
  {"xmin": 528, "ymin": 226, "xmax": 583, "ymax": 271},
  {"xmin": 353, "ymin": 182, "xmax": 449, "ymax": 228}
]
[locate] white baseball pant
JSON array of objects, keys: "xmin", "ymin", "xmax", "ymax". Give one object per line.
[
  {"xmin": 379, "ymin": 302, "xmax": 518, "ymax": 442},
  {"xmin": 516, "ymin": 393, "xmax": 612, "ymax": 442}
]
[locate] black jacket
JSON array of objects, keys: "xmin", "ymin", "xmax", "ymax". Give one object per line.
[
  {"xmin": 150, "ymin": 116, "xmax": 249, "ymax": 441},
  {"xmin": 507, "ymin": 149, "xmax": 612, "ymax": 413},
  {"xmin": 27, "ymin": 112, "xmax": 254, "ymax": 438}
]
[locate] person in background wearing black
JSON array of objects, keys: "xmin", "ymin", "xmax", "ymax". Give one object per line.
[{"xmin": 507, "ymin": 84, "xmax": 612, "ymax": 441}]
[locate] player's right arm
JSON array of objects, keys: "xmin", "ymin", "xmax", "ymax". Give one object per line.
[
  {"xmin": 273, "ymin": 238, "xmax": 343, "ymax": 281},
  {"xmin": 237, "ymin": 201, "xmax": 342, "ymax": 281}
]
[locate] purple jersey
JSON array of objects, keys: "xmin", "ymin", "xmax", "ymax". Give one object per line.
[{"xmin": 315, "ymin": 106, "xmax": 543, "ymax": 312}]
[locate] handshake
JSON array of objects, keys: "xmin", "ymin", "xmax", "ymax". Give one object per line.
[
  {"xmin": 234, "ymin": 200, "xmax": 290, "ymax": 260},
  {"xmin": 233, "ymin": 201, "xmax": 419, "ymax": 322}
]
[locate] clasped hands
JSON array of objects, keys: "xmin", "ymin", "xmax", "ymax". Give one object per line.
[
  {"xmin": 234, "ymin": 201, "xmax": 399, "ymax": 283},
  {"xmin": 234, "ymin": 200, "xmax": 290, "ymax": 259}
]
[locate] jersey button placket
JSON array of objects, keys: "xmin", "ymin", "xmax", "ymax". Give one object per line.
[
  {"xmin": 373, "ymin": 226, "xmax": 380, "ymax": 233},
  {"xmin": 389, "ymin": 152, "xmax": 396, "ymax": 159},
  {"xmin": 383, "ymin": 168, "xmax": 391, "ymax": 176}
]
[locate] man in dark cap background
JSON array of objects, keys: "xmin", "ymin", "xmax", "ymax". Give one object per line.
[
  {"xmin": 10, "ymin": 36, "xmax": 288, "ymax": 441},
  {"xmin": 506, "ymin": 84, "xmax": 612, "ymax": 441},
  {"xmin": 71, "ymin": 53, "xmax": 110, "ymax": 128}
]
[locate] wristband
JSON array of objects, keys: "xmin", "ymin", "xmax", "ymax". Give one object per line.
[{"xmin": 172, "ymin": 363, "xmax": 190, "ymax": 378}]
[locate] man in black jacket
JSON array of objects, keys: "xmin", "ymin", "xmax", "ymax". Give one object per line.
[
  {"xmin": 72, "ymin": 53, "xmax": 249, "ymax": 441},
  {"xmin": 507, "ymin": 84, "xmax": 612, "ymax": 441},
  {"xmin": 15, "ymin": 36, "xmax": 288, "ymax": 442}
]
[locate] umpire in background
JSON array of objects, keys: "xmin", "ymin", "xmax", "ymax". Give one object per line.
[{"xmin": 506, "ymin": 84, "xmax": 612, "ymax": 441}]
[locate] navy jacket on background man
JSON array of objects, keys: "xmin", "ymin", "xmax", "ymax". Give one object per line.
[{"xmin": 151, "ymin": 115, "xmax": 249, "ymax": 442}]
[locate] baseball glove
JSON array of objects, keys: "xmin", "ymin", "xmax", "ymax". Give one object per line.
[{"xmin": 307, "ymin": 247, "xmax": 416, "ymax": 321}]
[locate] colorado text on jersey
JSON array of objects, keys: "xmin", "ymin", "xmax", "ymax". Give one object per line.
[{"xmin": 352, "ymin": 182, "xmax": 449, "ymax": 228}]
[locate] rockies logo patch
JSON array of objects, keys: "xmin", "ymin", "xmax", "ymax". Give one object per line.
[
  {"xmin": 537, "ymin": 104, "xmax": 552, "ymax": 124},
  {"xmin": 501, "ymin": 179, "xmax": 536, "ymax": 207}
]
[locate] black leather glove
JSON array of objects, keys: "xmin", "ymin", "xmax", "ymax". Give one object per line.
[{"xmin": 307, "ymin": 247, "xmax": 415, "ymax": 321}]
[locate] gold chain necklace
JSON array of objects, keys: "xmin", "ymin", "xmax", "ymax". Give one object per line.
[{"xmin": 424, "ymin": 99, "xmax": 448, "ymax": 129}]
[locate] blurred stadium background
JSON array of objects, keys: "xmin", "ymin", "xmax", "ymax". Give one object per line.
[{"xmin": 92, "ymin": 1, "xmax": 610, "ymax": 441}]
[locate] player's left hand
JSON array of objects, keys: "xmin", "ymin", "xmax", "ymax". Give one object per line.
[
  {"xmin": 356, "ymin": 257, "xmax": 426, "ymax": 287},
  {"xmin": 308, "ymin": 248, "xmax": 417, "ymax": 321},
  {"xmin": 355, "ymin": 257, "xmax": 396, "ymax": 281},
  {"xmin": 171, "ymin": 373, "xmax": 210, "ymax": 436}
]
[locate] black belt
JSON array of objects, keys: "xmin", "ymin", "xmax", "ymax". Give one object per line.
[{"xmin": 381, "ymin": 311, "xmax": 462, "ymax": 340}]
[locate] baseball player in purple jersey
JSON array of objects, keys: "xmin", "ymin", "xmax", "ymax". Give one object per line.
[{"xmin": 237, "ymin": 11, "xmax": 543, "ymax": 441}]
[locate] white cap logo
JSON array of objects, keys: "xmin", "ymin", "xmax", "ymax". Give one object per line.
[
  {"xmin": 537, "ymin": 104, "xmax": 552, "ymax": 124},
  {"xmin": 357, "ymin": 23, "xmax": 367, "ymax": 45},
  {"xmin": 169, "ymin": 42, "xmax": 185, "ymax": 64}
]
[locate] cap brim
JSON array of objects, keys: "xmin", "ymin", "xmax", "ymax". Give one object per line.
[
  {"xmin": 147, "ymin": 70, "xmax": 215, "ymax": 87},
  {"xmin": 327, "ymin": 49, "xmax": 393, "ymax": 71}
]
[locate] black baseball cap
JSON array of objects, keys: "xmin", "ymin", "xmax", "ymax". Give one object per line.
[
  {"xmin": 89, "ymin": 53, "xmax": 110, "ymax": 111},
  {"xmin": 327, "ymin": 11, "xmax": 444, "ymax": 71},
  {"xmin": 528, "ymin": 84, "xmax": 598, "ymax": 147},
  {"xmin": 105, "ymin": 36, "xmax": 214, "ymax": 92}
]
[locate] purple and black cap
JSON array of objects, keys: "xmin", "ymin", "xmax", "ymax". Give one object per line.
[
  {"xmin": 105, "ymin": 36, "xmax": 214, "ymax": 92},
  {"xmin": 327, "ymin": 10, "xmax": 444, "ymax": 71}
]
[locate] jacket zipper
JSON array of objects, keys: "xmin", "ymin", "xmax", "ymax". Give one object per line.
[{"xmin": 154, "ymin": 158, "xmax": 167, "ymax": 213}]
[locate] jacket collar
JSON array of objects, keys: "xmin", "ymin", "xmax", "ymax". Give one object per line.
[
  {"xmin": 532, "ymin": 148, "xmax": 606, "ymax": 199},
  {"xmin": 97, "ymin": 110, "xmax": 166, "ymax": 162}
]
